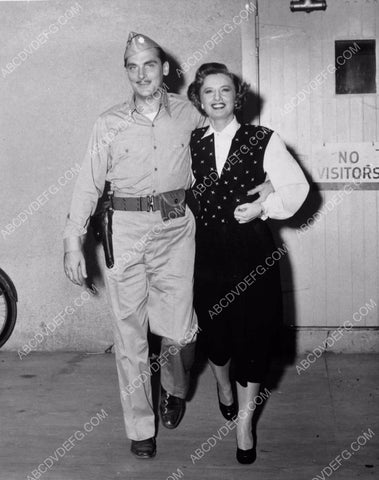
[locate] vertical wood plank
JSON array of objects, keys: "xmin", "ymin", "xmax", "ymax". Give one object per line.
[
  {"xmin": 362, "ymin": 94, "xmax": 378, "ymax": 325},
  {"xmin": 241, "ymin": 0, "xmax": 258, "ymax": 122},
  {"xmin": 348, "ymin": 96, "xmax": 366, "ymax": 321}
]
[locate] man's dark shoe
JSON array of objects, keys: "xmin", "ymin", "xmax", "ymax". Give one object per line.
[
  {"xmin": 160, "ymin": 389, "xmax": 185, "ymax": 429},
  {"xmin": 130, "ymin": 437, "xmax": 156, "ymax": 459}
]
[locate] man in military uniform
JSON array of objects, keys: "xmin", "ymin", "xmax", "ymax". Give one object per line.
[{"xmin": 63, "ymin": 32, "xmax": 203, "ymax": 458}]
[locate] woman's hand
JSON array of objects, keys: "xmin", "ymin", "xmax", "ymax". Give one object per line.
[
  {"xmin": 235, "ymin": 179, "xmax": 273, "ymax": 222},
  {"xmin": 234, "ymin": 202, "xmax": 263, "ymax": 224}
]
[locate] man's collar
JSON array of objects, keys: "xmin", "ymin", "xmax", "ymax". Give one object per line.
[
  {"xmin": 202, "ymin": 116, "xmax": 240, "ymax": 138},
  {"xmin": 128, "ymin": 89, "xmax": 171, "ymax": 117}
]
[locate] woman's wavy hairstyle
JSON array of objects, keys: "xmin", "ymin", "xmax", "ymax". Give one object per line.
[{"xmin": 187, "ymin": 63, "xmax": 249, "ymax": 116}]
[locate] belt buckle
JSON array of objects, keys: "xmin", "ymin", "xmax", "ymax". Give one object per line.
[{"xmin": 146, "ymin": 195, "xmax": 155, "ymax": 212}]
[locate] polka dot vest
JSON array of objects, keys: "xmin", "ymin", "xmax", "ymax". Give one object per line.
[{"xmin": 190, "ymin": 124, "xmax": 273, "ymax": 227}]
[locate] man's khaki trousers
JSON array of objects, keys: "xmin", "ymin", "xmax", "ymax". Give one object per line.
[{"xmin": 104, "ymin": 208, "xmax": 197, "ymax": 441}]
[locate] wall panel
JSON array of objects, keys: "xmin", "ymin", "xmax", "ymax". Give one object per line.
[{"xmin": 258, "ymin": 0, "xmax": 379, "ymax": 327}]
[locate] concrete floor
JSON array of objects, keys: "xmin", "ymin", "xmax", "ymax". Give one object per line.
[{"xmin": 1, "ymin": 352, "xmax": 378, "ymax": 480}]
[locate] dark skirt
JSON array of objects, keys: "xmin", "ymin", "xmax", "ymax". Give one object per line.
[{"xmin": 194, "ymin": 219, "xmax": 282, "ymax": 386}]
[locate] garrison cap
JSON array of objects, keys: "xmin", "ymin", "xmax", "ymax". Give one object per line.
[{"xmin": 124, "ymin": 32, "xmax": 162, "ymax": 61}]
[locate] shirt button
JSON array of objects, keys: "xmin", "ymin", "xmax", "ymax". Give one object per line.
[
  {"xmin": 154, "ymin": 146, "xmax": 157, "ymax": 150},
  {"xmin": 152, "ymin": 124, "xmax": 155, "ymax": 127},
  {"xmin": 153, "ymin": 190, "xmax": 156, "ymax": 194},
  {"xmin": 154, "ymin": 167, "xmax": 158, "ymax": 171}
]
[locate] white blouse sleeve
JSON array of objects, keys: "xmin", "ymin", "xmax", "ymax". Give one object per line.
[{"xmin": 260, "ymin": 132, "xmax": 310, "ymax": 220}]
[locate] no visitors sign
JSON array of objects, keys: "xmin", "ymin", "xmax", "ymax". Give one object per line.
[{"xmin": 312, "ymin": 143, "xmax": 379, "ymax": 189}]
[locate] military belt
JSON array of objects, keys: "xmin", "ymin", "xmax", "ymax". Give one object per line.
[
  {"xmin": 112, "ymin": 195, "xmax": 160, "ymax": 212},
  {"xmin": 112, "ymin": 189, "xmax": 187, "ymax": 214}
]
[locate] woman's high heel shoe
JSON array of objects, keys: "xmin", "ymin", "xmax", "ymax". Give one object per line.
[
  {"xmin": 236, "ymin": 446, "xmax": 256, "ymax": 464},
  {"xmin": 217, "ymin": 386, "xmax": 238, "ymax": 420}
]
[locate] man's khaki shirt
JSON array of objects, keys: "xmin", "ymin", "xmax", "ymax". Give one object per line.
[{"xmin": 64, "ymin": 92, "xmax": 202, "ymax": 244}]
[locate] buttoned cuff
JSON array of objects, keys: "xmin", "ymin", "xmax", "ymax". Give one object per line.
[{"xmin": 64, "ymin": 236, "xmax": 84, "ymax": 253}]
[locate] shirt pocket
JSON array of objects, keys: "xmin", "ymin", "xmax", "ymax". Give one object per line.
[
  {"xmin": 110, "ymin": 136, "xmax": 148, "ymax": 177},
  {"xmin": 167, "ymin": 129, "xmax": 191, "ymax": 151}
]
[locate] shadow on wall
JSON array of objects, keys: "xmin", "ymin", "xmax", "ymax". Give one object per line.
[
  {"xmin": 241, "ymin": 88, "xmax": 264, "ymax": 125},
  {"xmin": 164, "ymin": 51, "xmax": 186, "ymax": 94},
  {"xmin": 82, "ymin": 232, "xmax": 104, "ymax": 291},
  {"xmin": 239, "ymin": 86, "xmax": 323, "ymax": 388},
  {"xmin": 261, "ymin": 155, "xmax": 322, "ymax": 390}
]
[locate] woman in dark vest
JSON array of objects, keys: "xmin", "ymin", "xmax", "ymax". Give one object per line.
[{"xmin": 187, "ymin": 63, "xmax": 309, "ymax": 464}]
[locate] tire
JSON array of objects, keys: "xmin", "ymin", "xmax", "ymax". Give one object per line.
[{"xmin": 0, "ymin": 270, "xmax": 17, "ymax": 348}]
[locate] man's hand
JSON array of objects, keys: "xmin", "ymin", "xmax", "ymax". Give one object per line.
[
  {"xmin": 234, "ymin": 202, "xmax": 263, "ymax": 224},
  {"xmin": 64, "ymin": 250, "xmax": 88, "ymax": 286},
  {"xmin": 247, "ymin": 179, "xmax": 274, "ymax": 204}
]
